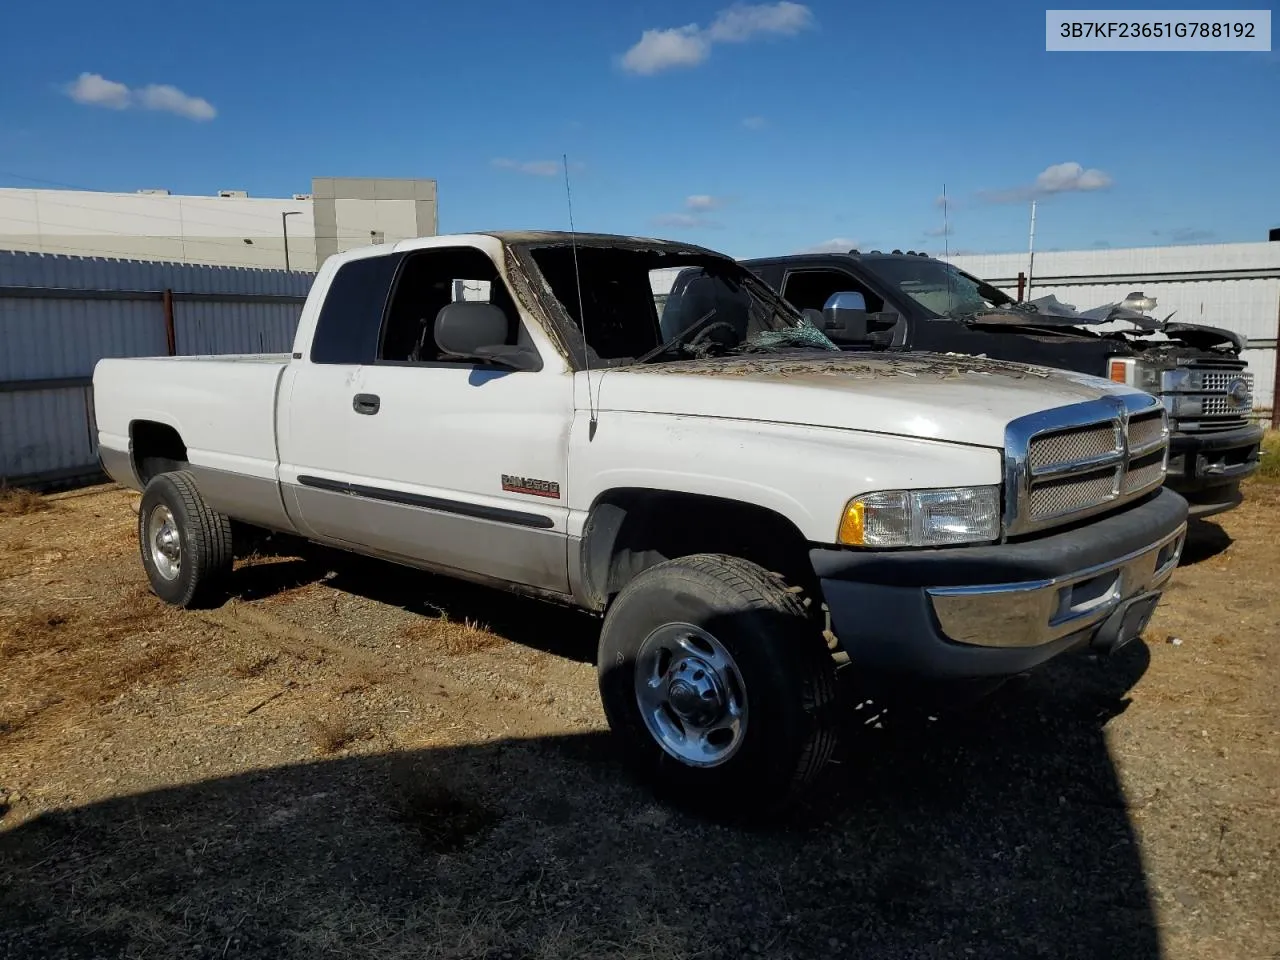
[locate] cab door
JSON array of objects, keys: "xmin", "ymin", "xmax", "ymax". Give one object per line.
[{"xmin": 276, "ymin": 243, "xmax": 574, "ymax": 593}]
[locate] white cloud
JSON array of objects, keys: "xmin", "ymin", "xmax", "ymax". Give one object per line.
[
  {"xmin": 981, "ymin": 161, "xmax": 1113, "ymax": 203},
  {"xmin": 620, "ymin": 3, "xmax": 813, "ymax": 75},
  {"xmin": 798, "ymin": 237, "xmax": 861, "ymax": 254},
  {"xmin": 621, "ymin": 25, "xmax": 710, "ymax": 74},
  {"xmin": 64, "ymin": 72, "xmax": 216, "ymax": 120},
  {"xmin": 742, "ymin": 115, "xmax": 768, "ymax": 130},
  {"xmin": 707, "ymin": 2, "xmax": 814, "ymax": 41},
  {"xmin": 136, "ymin": 84, "xmax": 217, "ymax": 121},
  {"xmin": 685, "ymin": 194, "xmax": 724, "ymax": 210},
  {"xmin": 652, "ymin": 212, "xmax": 719, "ymax": 229},
  {"xmin": 491, "ymin": 158, "xmax": 564, "ymax": 177},
  {"xmin": 66, "ymin": 73, "xmax": 131, "ymax": 109},
  {"xmin": 1034, "ymin": 161, "xmax": 1112, "ymax": 194}
]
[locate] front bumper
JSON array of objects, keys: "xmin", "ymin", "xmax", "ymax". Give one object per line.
[
  {"xmin": 812, "ymin": 488, "xmax": 1188, "ymax": 681},
  {"xmin": 1164, "ymin": 423, "xmax": 1263, "ymax": 513}
]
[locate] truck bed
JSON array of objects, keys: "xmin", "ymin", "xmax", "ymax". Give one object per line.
[{"xmin": 93, "ymin": 354, "xmax": 291, "ymax": 512}]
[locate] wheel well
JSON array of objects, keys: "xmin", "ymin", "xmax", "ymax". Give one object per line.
[
  {"xmin": 130, "ymin": 421, "xmax": 189, "ymax": 485},
  {"xmin": 580, "ymin": 489, "xmax": 816, "ymax": 610}
]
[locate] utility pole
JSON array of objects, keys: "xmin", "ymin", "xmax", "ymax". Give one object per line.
[
  {"xmin": 1026, "ymin": 200, "xmax": 1038, "ymax": 299},
  {"xmin": 281, "ymin": 210, "xmax": 301, "ymax": 271}
]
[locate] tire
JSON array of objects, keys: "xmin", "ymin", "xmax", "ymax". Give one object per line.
[
  {"xmin": 137, "ymin": 470, "xmax": 233, "ymax": 608},
  {"xmin": 597, "ymin": 553, "xmax": 838, "ymax": 815}
]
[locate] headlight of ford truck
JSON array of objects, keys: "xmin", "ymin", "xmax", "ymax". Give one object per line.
[
  {"xmin": 838, "ymin": 486, "xmax": 1001, "ymax": 548},
  {"xmin": 1108, "ymin": 357, "xmax": 1161, "ymax": 392}
]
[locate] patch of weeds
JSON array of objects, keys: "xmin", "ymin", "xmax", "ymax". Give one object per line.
[
  {"xmin": 335, "ymin": 661, "xmax": 390, "ymax": 696},
  {"xmin": 1250, "ymin": 430, "xmax": 1280, "ymax": 483},
  {"xmin": 304, "ymin": 713, "xmax": 370, "ymax": 755},
  {"xmin": 390, "ymin": 780, "xmax": 500, "ymax": 854},
  {"xmin": 401, "ymin": 615, "xmax": 501, "ymax": 655},
  {"xmin": 0, "ymin": 487, "xmax": 50, "ymax": 518},
  {"xmin": 0, "ymin": 609, "xmax": 71, "ymax": 656},
  {"xmin": 229, "ymin": 653, "xmax": 278, "ymax": 679}
]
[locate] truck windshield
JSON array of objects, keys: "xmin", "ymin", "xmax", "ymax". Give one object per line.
[
  {"xmin": 527, "ymin": 245, "xmax": 837, "ymax": 367},
  {"xmin": 863, "ymin": 257, "xmax": 1015, "ymax": 320}
]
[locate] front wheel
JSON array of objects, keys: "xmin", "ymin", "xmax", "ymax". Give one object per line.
[
  {"xmin": 597, "ymin": 554, "xmax": 838, "ymax": 814},
  {"xmin": 138, "ymin": 471, "xmax": 233, "ymax": 608}
]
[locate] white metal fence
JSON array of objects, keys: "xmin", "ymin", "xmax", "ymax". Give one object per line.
[
  {"xmin": 0, "ymin": 250, "xmax": 313, "ymax": 487},
  {"xmin": 945, "ymin": 242, "xmax": 1280, "ymax": 422}
]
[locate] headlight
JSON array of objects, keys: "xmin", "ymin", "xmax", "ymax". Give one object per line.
[
  {"xmin": 1108, "ymin": 357, "xmax": 1160, "ymax": 392},
  {"xmin": 838, "ymin": 486, "xmax": 1001, "ymax": 548}
]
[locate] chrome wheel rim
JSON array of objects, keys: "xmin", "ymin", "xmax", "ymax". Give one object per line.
[
  {"xmin": 147, "ymin": 505, "xmax": 182, "ymax": 581},
  {"xmin": 634, "ymin": 623, "xmax": 748, "ymax": 768}
]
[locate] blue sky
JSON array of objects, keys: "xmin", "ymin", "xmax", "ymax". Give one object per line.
[{"xmin": 0, "ymin": 0, "xmax": 1276, "ymax": 257}]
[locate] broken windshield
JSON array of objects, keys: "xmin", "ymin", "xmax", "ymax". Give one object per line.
[
  {"xmin": 863, "ymin": 256, "xmax": 1016, "ymax": 320},
  {"xmin": 527, "ymin": 244, "xmax": 837, "ymax": 367}
]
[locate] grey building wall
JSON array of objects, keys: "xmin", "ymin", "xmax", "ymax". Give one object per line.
[{"xmin": 312, "ymin": 177, "xmax": 438, "ymax": 266}]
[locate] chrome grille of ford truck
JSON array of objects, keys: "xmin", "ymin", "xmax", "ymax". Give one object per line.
[
  {"xmin": 1164, "ymin": 362, "xmax": 1254, "ymax": 432},
  {"xmin": 1005, "ymin": 397, "xmax": 1169, "ymax": 537}
]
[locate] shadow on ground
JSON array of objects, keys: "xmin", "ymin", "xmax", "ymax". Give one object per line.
[
  {"xmin": 0, "ymin": 640, "xmax": 1158, "ymax": 959},
  {"xmin": 1179, "ymin": 518, "xmax": 1233, "ymax": 566},
  {"xmin": 231, "ymin": 535, "xmax": 601, "ymax": 663}
]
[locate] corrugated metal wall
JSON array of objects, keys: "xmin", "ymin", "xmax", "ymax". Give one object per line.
[{"xmin": 0, "ymin": 250, "xmax": 313, "ymax": 486}]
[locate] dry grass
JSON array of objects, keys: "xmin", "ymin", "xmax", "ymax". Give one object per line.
[
  {"xmin": 229, "ymin": 652, "xmax": 279, "ymax": 679},
  {"xmin": 401, "ymin": 614, "xmax": 501, "ymax": 655},
  {"xmin": 304, "ymin": 712, "xmax": 371, "ymax": 755},
  {"xmin": 334, "ymin": 660, "xmax": 393, "ymax": 696},
  {"xmin": 1250, "ymin": 429, "xmax": 1280, "ymax": 483},
  {"xmin": 0, "ymin": 584, "xmax": 184, "ymax": 745},
  {"xmin": 0, "ymin": 486, "xmax": 50, "ymax": 518}
]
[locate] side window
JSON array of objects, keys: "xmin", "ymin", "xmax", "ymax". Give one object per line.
[
  {"xmin": 310, "ymin": 253, "xmax": 405, "ymax": 365},
  {"xmin": 782, "ymin": 269, "xmax": 884, "ymax": 314},
  {"xmin": 377, "ymin": 247, "xmax": 524, "ymax": 364}
]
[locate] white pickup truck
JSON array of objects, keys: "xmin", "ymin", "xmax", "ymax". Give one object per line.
[{"xmin": 93, "ymin": 230, "xmax": 1188, "ymax": 810}]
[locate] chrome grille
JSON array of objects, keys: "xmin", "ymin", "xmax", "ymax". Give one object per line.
[
  {"xmin": 1028, "ymin": 425, "xmax": 1118, "ymax": 470},
  {"xmin": 1123, "ymin": 454, "xmax": 1168, "ymax": 495},
  {"xmin": 1127, "ymin": 413, "xmax": 1166, "ymax": 452},
  {"xmin": 1164, "ymin": 365, "xmax": 1254, "ymax": 432},
  {"xmin": 1029, "ymin": 471, "xmax": 1118, "ymax": 518},
  {"xmin": 1197, "ymin": 370, "xmax": 1245, "ymax": 393},
  {"xmin": 1005, "ymin": 395, "xmax": 1170, "ymax": 536},
  {"xmin": 1203, "ymin": 394, "xmax": 1251, "ymax": 417}
]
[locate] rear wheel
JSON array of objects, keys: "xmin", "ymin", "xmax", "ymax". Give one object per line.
[
  {"xmin": 138, "ymin": 471, "xmax": 233, "ymax": 608},
  {"xmin": 598, "ymin": 554, "xmax": 838, "ymax": 814}
]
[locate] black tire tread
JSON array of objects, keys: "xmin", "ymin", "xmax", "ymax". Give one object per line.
[
  {"xmin": 601, "ymin": 552, "xmax": 839, "ymax": 810},
  {"xmin": 139, "ymin": 470, "xmax": 233, "ymax": 608},
  {"xmin": 670, "ymin": 554, "xmax": 839, "ymax": 796}
]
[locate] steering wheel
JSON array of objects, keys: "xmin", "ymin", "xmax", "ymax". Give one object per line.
[{"xmin": 687, "ymin": 321, "xmax": 739, "ymax": 354}]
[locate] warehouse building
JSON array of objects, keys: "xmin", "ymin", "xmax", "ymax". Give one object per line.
[{"xmin": 0, "ymin": 176, "xmax": 438, "ymax": 272}]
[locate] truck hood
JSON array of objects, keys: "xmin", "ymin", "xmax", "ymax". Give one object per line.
[{"xmin": 593, "ymin": 352, "xmax": 1141, "ymax": 448}]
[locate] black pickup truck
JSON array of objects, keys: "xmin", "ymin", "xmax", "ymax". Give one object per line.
[{"xmin": 706, "ymin": 250, "xmax": 1262, "ymax": 518}]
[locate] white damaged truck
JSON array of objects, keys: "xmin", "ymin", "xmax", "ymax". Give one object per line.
[{"xmin": 93, "ymin": 231, "xmax": 1188, "ymax": 809}]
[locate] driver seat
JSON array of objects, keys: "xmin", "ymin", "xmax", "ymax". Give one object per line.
[{"xmin": 665, "ymin": 275, "xmax": 751, "ymax": 349}]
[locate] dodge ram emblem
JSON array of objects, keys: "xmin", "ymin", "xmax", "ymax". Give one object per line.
[{"xmin": 1228, "ymin": 378, "xmax": 1251, "ymax": 405}]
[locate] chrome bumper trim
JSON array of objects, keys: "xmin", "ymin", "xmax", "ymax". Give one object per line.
[{"xmin": 926, "ymin": 524, "xmax": 1186, "ymax": 649}]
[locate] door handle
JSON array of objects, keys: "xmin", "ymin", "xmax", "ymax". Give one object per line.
[{"xmin": 353, "ymin": 393, "xmax": 380, "ymax": 415}]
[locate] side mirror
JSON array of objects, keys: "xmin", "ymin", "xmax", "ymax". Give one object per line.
[
  {"xmin": 434, "ymin": 302, "xmax": 542, "ymax": 371},
  {"xmin": 821, "ymin": 291, "xmax": 870, "ymax": 342}
]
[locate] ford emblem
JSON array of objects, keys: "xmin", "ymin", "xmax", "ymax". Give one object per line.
[{"xmin": 1228, "ymin": 378, "xmax": 1251, "ymax": 405}]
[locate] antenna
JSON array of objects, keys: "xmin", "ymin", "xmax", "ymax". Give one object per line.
[
  {"xmin": 563, "ymin": 153, "xmax": 597, "ymax": 438},
  {"xmin": 942, "ymin": 183, "xmax": 953, "ymax": 313},
  {"xmin": 1026, "ymin": 199, "xmax": 1038, "ymax": 299},
  {"xmin": 942, "ymin": 184, "xmax": 950, "ymax": 261}
]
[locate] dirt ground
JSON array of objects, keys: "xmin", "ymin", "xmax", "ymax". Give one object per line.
[{"xmin": 1, "ymin": 476, "xmax": 1277, "ymax": 959}]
